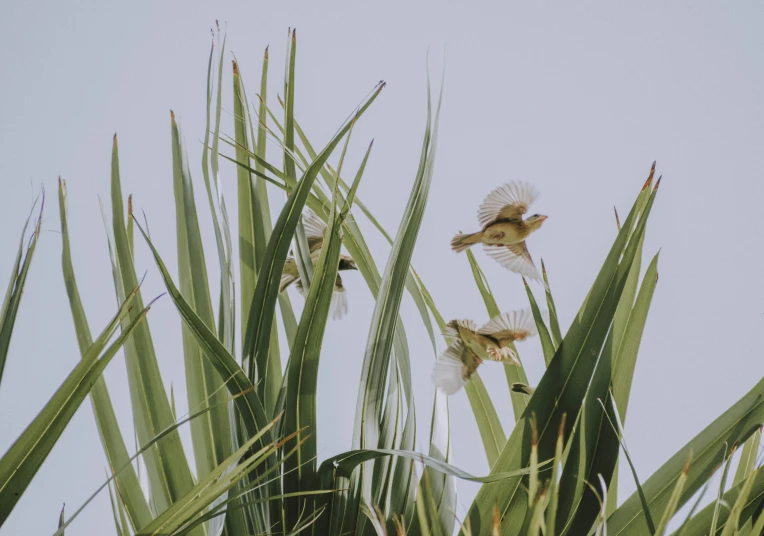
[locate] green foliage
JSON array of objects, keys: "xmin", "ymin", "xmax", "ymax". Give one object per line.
[{"xmin": 0, "ymin": 28, "xmax": 763, "ymax": 536}]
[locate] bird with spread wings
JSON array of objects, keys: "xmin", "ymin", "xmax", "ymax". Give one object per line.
[
  {"xmin": 432, "ymin": 309, "xmax": 537, "ymax": 395},
  {"xmin": 450, "ymin": 181, "xmax": 547, "ymax": 282},
  {"xmin": 280, "ymin": 208, "xmax": 357, "ymax": 320}
]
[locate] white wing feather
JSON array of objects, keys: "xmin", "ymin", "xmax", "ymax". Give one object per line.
[
  {"xmin": 295, "ymin": 278, "xmax": 349, "ymax": 320},
  {"xmin": 330, "ymin": 286, "xmax": 348, "ymax": 320},
  {"xmin": 477, "ymin": 181, "xmax": 539, "ymax": 228},
  {"xmin": 280, "ymin": 273, "xmax": 298, "ymax": 293},
  {"xmin": 432, "ymin": 341, "xmax": 468, "ymax": 395},
  {"xmin": 483, "ymin": 243, "xmax": 543, "ymax": 281},
  {"xmin": 302, "ymin": 208, "xmax": 327, "ymax": 241},
  {"xmin": 478, "ymin": 309, "xmax": 537, "ymax": 338},
  {"xmin": 441, "ymin": 318, "xmax": 479, "ymax": 339}
]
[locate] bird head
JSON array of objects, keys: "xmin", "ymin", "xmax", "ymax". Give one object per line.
[
  {"xmin": 339, "ymin": 255, "xmax": 358, "ymax": 271},
  {"xmin": 525, "ymin": 214, "xmax": 548, "ymax": 230}
]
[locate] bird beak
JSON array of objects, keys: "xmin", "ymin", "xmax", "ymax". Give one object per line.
[{"xmin": 539, "ymin": 215, "xmax": 548, "ymax": 221}]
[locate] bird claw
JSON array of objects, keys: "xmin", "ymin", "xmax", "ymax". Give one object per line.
[{"xmin": 488, "ymin": 347, "xmax": 519, "ymax": 364}]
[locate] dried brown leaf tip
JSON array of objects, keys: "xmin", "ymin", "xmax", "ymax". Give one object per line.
[
  {"xmin": 522, "ymin": 276, "xmax": 529, "ymax": 287},
  {"xmin": 113, "ymin": 132, "xmax": 118, "ymax": 147},
  {"xmin": 614, "ymin": 206, "xmax": 621, "ymax": 229},
  {"xmin": 393, "ymin": 515, "xmax": 406, "ymax": 536},
  {"xmin": 264, "ymin": 45, "xmax": 269, "ymax": 59},
  {"xmin": 653, "ymin": 175, "xmax": 662, "ymax": 192},
  {"xmin": 541, "ymin": 258, "xmax": 547, "ymax": 275},
  {"xmin": 170, "ymin": 110, "xmax": 176, "ymax": 124},
  {"xmin": 232, "ymin": 60, "xmax": 239, "ymax": 75},
  {"xmin": 642, "ymin": 161, "xmax": 656, "ymax": 191},
  {"xmin": 128, "ymin": 194, "xmax": 133, "ymax": 217}
]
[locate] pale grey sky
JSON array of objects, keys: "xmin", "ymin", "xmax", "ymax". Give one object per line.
[{"xmin": 2, "ymin": 2, "xmax": 763, "ymax": 534}]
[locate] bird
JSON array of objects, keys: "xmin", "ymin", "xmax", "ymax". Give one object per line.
[
  {"xmin": 432, "ymin": 309, "xmax": 537, "ymax": 395},
  {"xmin": 450, "ymin": 181, "xmax": 547, "ymax": 281},
  {"xmin": 279, "ymin": 208, "xmax": 357, "ymax": 320}
]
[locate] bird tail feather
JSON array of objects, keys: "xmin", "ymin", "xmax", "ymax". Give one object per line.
[{"xmin": 450, "ymin": 232, "xmax": 480, "ymax": 253}]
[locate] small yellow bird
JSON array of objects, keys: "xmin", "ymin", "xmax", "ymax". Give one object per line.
[
  {"xmin": 432, "ymin": 309, "xmax": 537, "ymax": 395},
  {"xmin": 279, "ymin": 209, "xmax": 357, "ymax": 320},
  {"xmin": 450, "ymin": 181, "xmax": 547, "ymax": 281}
]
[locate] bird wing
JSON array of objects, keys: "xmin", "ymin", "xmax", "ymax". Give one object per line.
[
  {"xmin": 442, "ymin": 318, "xmax": 479, "ymax": 339},
  {"xmin": 478, "ymin": 309, "xmax": 537, "ymax": 340},
  {"xmin": 477, "ymin": 181, "xmax": 539, "ymax": 228},
  {"xmin": 280, "ymin": 273, "xmax": 299, "ymax": 293},
  {"xmin": 294, "ymin": 273, "xmax": 349, "ymax": 320},
  {"xmin": 432, "ymin": 340, "xmax": 470, "ymax": 395},
  {"xmin": 330, "ymin": 275, "xmax": 348, "ymax": 320},
  {"xmin": 303, "ymin": 208, "xmax": 327, "ymax": 252},
  {"xmin": 483, "ymin": 242, "xmax": 543, "ymax": 281}
]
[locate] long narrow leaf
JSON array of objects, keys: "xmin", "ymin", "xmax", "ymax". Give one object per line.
[
  {"xmin": 0, "ymin": 195, "xmax": 43, "ymax": 385},
  {"xmin": 0, "ymin": 292, "xmax": 149, "ymax": 525},
  {"xmin": 58, "ymin": 179, "xmax": 153, "ymax": 530},
  {"xmin": 467, "ymin": 172, "xmax": 659, "ymax": 534},
  {"xmin": 242, "ymin": 81, "xmax": 385, "ymax": 413},
  {"xmin": 109, "ymin": 135, "xmax": 198, "ymax": 517}
]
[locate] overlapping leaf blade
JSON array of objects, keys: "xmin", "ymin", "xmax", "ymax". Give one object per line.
[
  {"xmin": 171, "ymin": 113, "xmax": 233, "ymax": 484},
  {"xmin": 608, "ymin": 374, "xmax": 764, "ymax": 535},
  {"xmin": 109, "ymin": 136, "xmax": 198, "ymax": 520},
  {"xmin": 241, "ymin": 77, "xmax": 384, "ymax": 420},
  {"xmin": 58, "ymin": 180, "xmax": 153, "ymax": 531},
  {"xmin": 557, "ymin": 250, "xmax": 659, "ymax": 534},
  {"xmin": 0, "ymin": 291, "xmax": 149, "ymax": 524},
  {"xmin": 0, "ymin": 196, "xmax": 42, "ymax": 386},
  {"xmin": 466, "ymin": 172, "xmax": 659, "ymax": 534},
  {"xmin": 466, "ymin": 249, "xmax": 530, "ymax": 423},
  {"xmin": 344, "ymin": 74, "xmax": 442, "ymax": 535},
  {"xmin": 281, "ymin": 123, "xmax": 364, "ymax": 526}
]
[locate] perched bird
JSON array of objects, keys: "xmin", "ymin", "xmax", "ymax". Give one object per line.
[
  {"xmin": 280, "ymin": 209, "xmax": 357, "ymax": 320},
  {"xmin": 432, "ymin": 309, "xmax": 537, "ymax": 395},
  {"xmin": 450, "ymin": 181, "xmax": 547, "ymax": 281}
]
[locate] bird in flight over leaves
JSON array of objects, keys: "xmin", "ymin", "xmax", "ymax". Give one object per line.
[
  {"xmin": 280, "ymin": 208, "xmax": 357, "ymax": 320},
  {"xmin": 432, "ymin": 309, "xmax": 537, "ymax": 395},
  {"xmin": 450, "ymin": 181, "xmax": 547, "ymax": 281}
]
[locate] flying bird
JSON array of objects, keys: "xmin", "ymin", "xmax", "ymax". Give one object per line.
[
  {"xmin": 432, "ymin": 309, "xmax": 537, "ymax": 395},
  {"xmin": 280, "ymin": 208, "xmax": 357, "ymax": 320},
  {"xmin": 450, "ymin": 181, "xmax": 547, "ymax": 281}
]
